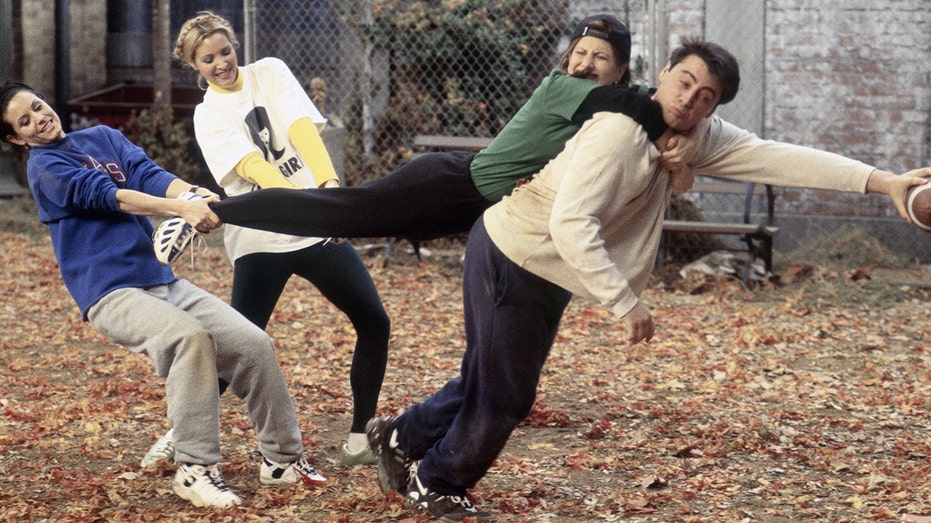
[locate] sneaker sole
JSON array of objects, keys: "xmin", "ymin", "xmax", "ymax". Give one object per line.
[{"xmin": 172, "ymin": 480, "xmax": 240, "ymax": 508}]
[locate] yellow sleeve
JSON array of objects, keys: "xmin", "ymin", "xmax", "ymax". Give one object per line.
[
  {"xmin": 290, "ymin": 117, "xmax": 339, "ymax": 187},
  {"xmin": 234, "ymin": 152, "xmax": 297, "ymax": 189}
]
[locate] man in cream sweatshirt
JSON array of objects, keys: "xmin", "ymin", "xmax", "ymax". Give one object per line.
[{"xmin": 366, "ymin": 37, "xmax": 931, "ymax": 521}]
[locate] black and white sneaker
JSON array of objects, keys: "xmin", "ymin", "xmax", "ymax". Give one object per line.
[
  {"xmin": 260, "ymin": 455, "xmax": 327, "ymax": 485},
  {"xmin": 406, "ymin": 471, "xmax": 494, "ymax": 521},
  {"xmin": 172, "ymin": 462, "xmax": 241, "ymax": 508},
  {"xmin": 366, "ymin": 417, "xmax": 415, "ymax": 495}
]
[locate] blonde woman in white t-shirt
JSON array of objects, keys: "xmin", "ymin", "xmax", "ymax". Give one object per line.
[{"xmin": 169, "ymin": 11, "xmax": 390, "ymax": 469}]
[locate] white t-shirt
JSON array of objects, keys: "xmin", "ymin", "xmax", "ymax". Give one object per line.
[{"xmin": 194, "ymin": 57, "xmax": 327, "ymax": 262}]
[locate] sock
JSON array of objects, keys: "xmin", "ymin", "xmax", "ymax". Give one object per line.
[{"xmin": 346, "ymin": 432, "xmax": 368, "ymax": 454}]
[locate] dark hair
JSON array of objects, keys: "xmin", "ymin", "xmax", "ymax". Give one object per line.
[
  {"xmin": 668, "ymin": 37, "xmax": 740, "ymax": 106},
  {"xmin": 558, "ymin": 17, "xmax": 632, "ymax": 85},
  {"xmin": 0, "ymin": 80, "xmax": 41, "ymax": 164}
]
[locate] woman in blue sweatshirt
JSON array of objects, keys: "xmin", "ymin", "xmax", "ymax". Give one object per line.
[{"xmin": 1, "ymin": 81, "xmax": 326, "ymax": 509}]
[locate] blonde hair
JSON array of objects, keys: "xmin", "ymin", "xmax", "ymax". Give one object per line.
[{"xmin": 173, "ymin": 11, "xmax": 239, "ymax": 69}]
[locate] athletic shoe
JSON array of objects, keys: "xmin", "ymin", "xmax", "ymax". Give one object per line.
[
  {"xmin": 259, "ymin": 455, "xmax": 327, "ymax": 485},
  {"xmin": 141, "ymin": 428, "xmax": 175, "ymax": 468},
  {"xmin": 366, "ymin": 417, "xmax": 414, "ymax": 494},
  {"xmin": 406, "ymin": 471, "xmax": 494, "ymax": 521},
  {"xmin": 152, "ymin": 216, "xmax": 198, "ymax": 265},
  {"xmin": 172, "ymin": 462, "xmax": 241, "ymax": 508},
  {"xmin": 151, "ymin": 191, "xmax": 205, "ymax": 265},
  {"xmin": 341, "ymin": 444, "xmax": 378, "ymax": 466}
]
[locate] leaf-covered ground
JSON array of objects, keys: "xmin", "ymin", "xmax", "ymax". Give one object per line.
[{"xmin": 2, "ymin": 193, "xmax": 931, "ymax": 523}]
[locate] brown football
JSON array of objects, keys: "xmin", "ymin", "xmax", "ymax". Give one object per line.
[{"xmin": 907, "ymin": 183, "xmax": 931, "ymax": 232}]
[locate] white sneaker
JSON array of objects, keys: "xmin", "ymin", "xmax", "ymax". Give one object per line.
[
  {"xmin": 152, "ymin": 192, "xmax": 206, "ymax": 265},
  {"xmin": 152, "ymin": 216, "xmax": 198, "ymax": 265},
  {"xmin": 141, "ymin": 428, "xmax": 175, "ymax": 468},
  {"xmin": 259, "ymin": 455, "xmax": 326, "ymax": 485},
  {"xmin": 172, "ymin": 462, "xmax": 241, "ymax": 508}
]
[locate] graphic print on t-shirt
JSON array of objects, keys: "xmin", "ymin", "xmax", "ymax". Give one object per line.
[
  {"xmin": 245, "ymin": 106, "xmax": 285, "ymax": 162},
  {"xmin": 244, "ymin": 105, "xmax": 305, "ymax": 180}
]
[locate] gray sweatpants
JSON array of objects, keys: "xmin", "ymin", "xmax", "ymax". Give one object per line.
[{"xmin": 87, "ymin": 279, "xmax": 303, "ymax": 465}]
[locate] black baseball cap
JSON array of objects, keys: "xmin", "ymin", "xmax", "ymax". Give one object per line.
[{"xmin": 570, "ymin": 15, "xmax": 632, "ymax": 63}]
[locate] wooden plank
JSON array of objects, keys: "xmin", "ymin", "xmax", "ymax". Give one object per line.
[
  {"xmin": 688, "ymin": 178, "xmax": 774, "ymax": 196},
  {"xmin": 663, "ymin": 220, "xmax": 778, "ymax": 237},
  {"xmin": 412, "ymin": 134, "xmax": 493, "ymax": 152}
]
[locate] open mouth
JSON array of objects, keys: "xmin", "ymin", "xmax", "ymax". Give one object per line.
[{"xmin": 215, "ymin": 68, "xmax": 234, "ymax": 83}]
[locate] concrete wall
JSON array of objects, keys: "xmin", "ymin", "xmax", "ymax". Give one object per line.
[
  {"xmin": 69, "ymin": 0, "xmax": 109, "ymax": 96},
  {"xmin": 20, "ymin": 0, "xmax": 55, "ymax": 95}
]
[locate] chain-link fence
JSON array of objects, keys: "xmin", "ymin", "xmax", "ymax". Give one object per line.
[
  {"xmin": 244, "ymin": 0, "xmax": 584, "ymax": 186},
  {"xmin": 241, "ymin": 0, "xmax": 786, "ymax": 267}
]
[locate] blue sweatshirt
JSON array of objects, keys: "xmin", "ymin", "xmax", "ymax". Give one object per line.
[{"xmin": 26, "ymin": 125, "xmax": 177, "ymax": 319}]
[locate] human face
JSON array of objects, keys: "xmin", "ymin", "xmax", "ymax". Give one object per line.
[
  {"xmin": 192, "ymin": 32, "xmax": 239, "ymax": 89},
  {"xmin": 567, "ymin": 36, "xmax": 626, "ymax": 85},
  {"xmin": 3, "ymin": 91, "xmax": 65, "ymax": 148},
  {"xmin": 653, "ymin": 54, "xmax": 722, "ymax": 132}
]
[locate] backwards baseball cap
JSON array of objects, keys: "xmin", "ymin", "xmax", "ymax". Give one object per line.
[{"xmin": 570, "ymin": 15, "xmax": 631, "ymax": 64}]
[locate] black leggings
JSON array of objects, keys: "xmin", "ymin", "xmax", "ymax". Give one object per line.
[
  {"xmin": 211, "ymin": 151, "xmax": 491, "ymax": 241},
  {"xmin": 231, "ymin": 240, "xmax": 390, "ymax": 434}
]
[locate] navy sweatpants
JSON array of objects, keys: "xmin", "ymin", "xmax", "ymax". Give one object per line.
[
  {"xmin": 394, "ymin": 219, "xmax": 573, "ymax": 495},
  {"xmin": 210, "ymin": 151, "xmax": 490, "ymax": 241}
]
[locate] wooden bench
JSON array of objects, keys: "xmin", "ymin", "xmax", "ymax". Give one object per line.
[{"xmin": 661, "ymin": 176, "xmax": 779, "ymax": 280}]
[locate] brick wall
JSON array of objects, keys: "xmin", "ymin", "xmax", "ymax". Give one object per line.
[
  {"xmin": 571, "ymin": 0, "xmax": 930, "ymax": 258},
  {"xmin": 765, "ymin": 0, "xmax": 929, "ymax": 219},
  {"xmin": 572, "ymin": 2, "xmax": 929, "ymax": 166}
]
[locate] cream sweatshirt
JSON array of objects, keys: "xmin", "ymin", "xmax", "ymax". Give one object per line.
[{"xmin": 484, "ymin": 112, "xmax": 874, "ymax": 318}]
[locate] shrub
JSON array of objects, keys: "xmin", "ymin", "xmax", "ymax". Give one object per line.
[{"xmin": 122, "ymin": 107, "xmax": 212, "ymax": 188}]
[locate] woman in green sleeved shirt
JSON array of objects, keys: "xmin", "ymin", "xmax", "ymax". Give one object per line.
[{"xmin": 203, "ymin": 15, "xmax": 676, "ymax": 240}]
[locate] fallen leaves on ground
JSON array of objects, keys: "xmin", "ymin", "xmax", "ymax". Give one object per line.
[{"xmin": 2, "ymin": 195, "xmax": 931, "ymax": 522}]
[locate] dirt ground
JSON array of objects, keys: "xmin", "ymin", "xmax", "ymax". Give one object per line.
[{"xmin": 2, "ymin": 193, "xmax": 931, "ymax": 523}]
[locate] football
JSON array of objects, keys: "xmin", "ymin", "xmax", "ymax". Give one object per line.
[{"xmin": 907, "ymin": 183, "xmax": 931, "ymax": 232}]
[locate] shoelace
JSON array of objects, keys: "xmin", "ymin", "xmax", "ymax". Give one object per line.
[
  {"xmin": 183, "ymin": 234, "xmax": 209, "ymax": 270},
  {"xmin": 204, "ymin": 467, "xmax": 232, "ymax": 492}
]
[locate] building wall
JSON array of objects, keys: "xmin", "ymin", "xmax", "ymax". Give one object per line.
[
  {"xmin": 69, "ymin": 0, "xmax": 108, "ymax": 97},
  {"xmin": 18, "ymin": 0, "xmax": 107, "ymax": 102},
  {"xmin": 573, "ymin": 0, "xmax": 931, "ymax": 259},
  {"xmin": 766, "ymin": 1, "xmax": 928, "ymax": 199},
  {"xmin": 20, "ymin": 0, "xmax": 55, "ymax": 95}
]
